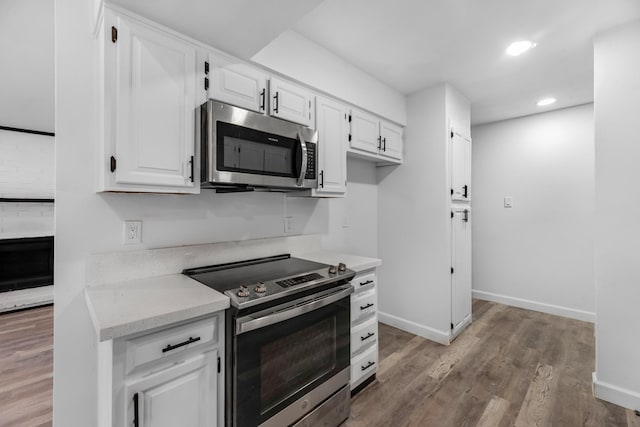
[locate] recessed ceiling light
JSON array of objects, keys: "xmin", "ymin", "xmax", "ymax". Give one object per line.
[
  {"xmin": 537, "ymin": 97, "xmax": 556, "ymax": 107},
  {"xmin": 506, "ymin": 40, "xmax": 536, "ymax": 56}
]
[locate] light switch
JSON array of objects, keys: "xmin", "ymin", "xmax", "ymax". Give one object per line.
[{"xmin": 504, "ymin": 196, "xmax": 513, "ymax": 208}]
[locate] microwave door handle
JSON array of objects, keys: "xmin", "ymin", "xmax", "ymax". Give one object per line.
[{"xmin": 296, "ymin": 130, "xmax": 308, "ymax": 187}]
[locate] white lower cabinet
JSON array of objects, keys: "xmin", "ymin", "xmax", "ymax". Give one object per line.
[
  {"xmin": 109, "ymin": 313, "xmax": 224, "ymax": 427},
  {"xmin": 350, "ymin": 268, "xmax": 378, "ymax": 392}
]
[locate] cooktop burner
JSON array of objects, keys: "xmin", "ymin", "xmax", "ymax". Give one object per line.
[{"xmin": 183, "ymin": 254, "xmax": 355, "ymax": 310}]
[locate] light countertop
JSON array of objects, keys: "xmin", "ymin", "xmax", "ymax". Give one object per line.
[
  {"xmin": 297, "ymin": 251, "xmax": 382, "ymax": 273},
  {"xmin": 85, "ymin": 274, "xmax": 229, "ymax": 342}
]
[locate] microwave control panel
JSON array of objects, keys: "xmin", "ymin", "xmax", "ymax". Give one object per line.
[{"xmin": 305, "ymin": 143, "xmax": 316, "ymax": 180}]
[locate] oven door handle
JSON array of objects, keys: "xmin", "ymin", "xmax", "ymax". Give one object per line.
[
  {"xmin": 296, "ymin": 130, "xmax": 308, "ymax": 187},
  {"xmin": 236, "ymin": 285, "xmax": 353, "ymax": 335}
]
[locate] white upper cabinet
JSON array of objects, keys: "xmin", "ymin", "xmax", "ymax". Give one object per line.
[
  {"xmin": 349, "ymin": 108, "xmax": 403, "ymax": 164},
  {"xmin": 379, "ymin": 120, "xmax": 403, "ymax": 161},
  {"xmin": 450, "ymin": 128, "xmax": 472, "ymax": 201},
  {"xmin": 203, "ymin": 52, "xmax": 268, "ymax": 114},
  {"xmin": 269, "ymin": 77, "xmax": 314, "ymax": 127},
  {"xmin": 102, "ymin": 8, "xmax": 198, "ymax": 193},
  {"xmin": 314, "ymin": 96, "xmax": 348, "ymax": 195}
]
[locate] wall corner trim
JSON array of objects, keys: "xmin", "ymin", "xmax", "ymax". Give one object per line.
[
  {"xmin": 592, "ymin": 371, "xmax": 640, "ymax": 411},
  {"xmin": 378, "ymin": 311, "xmax": 451, "ymax": 345},
  {"xmin": 472, "ymin": 290, "xmax": 595, "ymax": 323}
]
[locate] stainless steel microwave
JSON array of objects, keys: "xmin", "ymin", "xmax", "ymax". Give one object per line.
[{"xmin": 200, "ymin": 100, "xmax": 318, "ymax": 191}]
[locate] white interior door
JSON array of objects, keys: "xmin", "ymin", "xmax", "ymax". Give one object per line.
[
  {"xmin": 450, "ymin": 130, "xmax": 471, "ymax": 201},
  {"xmin": 451, "ymin": 208, "xmax": 472, "ymax": 331}
]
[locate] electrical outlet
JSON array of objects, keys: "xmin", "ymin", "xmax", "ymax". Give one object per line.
[
  {"xmin": 124, "ymin": 220, "xmax": 142, "ymax": 244},
  {"xmin": 284, "ymin": 216, "xmax": 294, "ymax": 234}
]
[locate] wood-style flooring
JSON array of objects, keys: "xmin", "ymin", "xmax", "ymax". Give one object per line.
[
  {"xmin": 346, "ymin": 300, "xmax": 640, "ymax": 427},
  {"xmin": 0, "ymin": 305, "xmax": 52, "ymax": 427},
  {"xmin": 1, "ymin": 302, "xmax": 638, "ymax": 427}
]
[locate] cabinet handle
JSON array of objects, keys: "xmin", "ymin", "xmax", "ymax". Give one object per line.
[
  {"xmin": 361, "ymin": 332, "xmax": 375, "ymax": 342},
  {"xmin": 377, "ymin": 136, "xmax": 382, "ymax": 150},
  {"xmin": 189, "ymin": 156, "xmax": 194, "ymax": 183},
  {"xmin": 273, "ymin": 92, "xmax": 279, "ymax": 113},
  {"xmin": 319, "ymin": 170, "xmax": 324, "ymax": 188},
  {"xmin": 463, "ymin": 209, "xmax": 469, "ymax": 223},
  {"xmin": 361, "ymin": 361, "xmax": 375, "ymax": 371},
  {"xmin": 360, "ymin": 303, "xmax": 374, "ymax": 310},
  {"xmin": 463, "ymin": 184, "xmax": 468, "ymax": 198},
  {"xmin": 162, "ymin": 336, "xmax": 201, "ymax": 353},
  {"xmin": 260, "ymin": 88, "xmax": 266, "ymax": 111},
  {"xmin": 359, "ymin": 280, "xmax": 374, "ymax": 287},
  {"xmin": 383, "ymin": 137, "xmax": 387, "ymax": 151},
  {"xmin": 133, "ymin": 393, "xmax": 139, "ymax": 427}
]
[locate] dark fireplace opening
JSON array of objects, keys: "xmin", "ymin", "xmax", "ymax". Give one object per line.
[{"xmin": 0, "ymin": 236, "xmax": 54, "ymax": 293}]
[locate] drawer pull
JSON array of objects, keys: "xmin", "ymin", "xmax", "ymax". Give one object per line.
[
  {"xmin": 361, "ymin": 332, "xmax": 375, "ymax": 342},
  {"xmin": 360, "ymin": 303, "xmax": 374, "ymax": 310},
  {"xmin": 361, "ymin": 361, "xmax": 375, "ymax": 371},
  {"xmin": 162, "ymin": 336, "xmax": 201, "ymax": 353},
  {"xmin": 359, "ymin": 280, "xmax": 374, "ymax": 287}
]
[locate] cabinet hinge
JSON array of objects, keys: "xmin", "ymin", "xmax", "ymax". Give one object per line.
[
  {"xmin": 348, "ymin": 114, "xmax": 352, "ymax": 123},
  {"xmin": 110, "ymin": 156, "xmax": 116, "ymax": 173},
  {"xmin": 451, "ymin": 267, "xmax": 454, "ymax": 274},
  {"xmin": 204, "ymin": 77, "xmax": 209, "ymax": 91},
  {"xmin": 111, "ymin": 26, "xmax": 117, "ymax": 43},
  {"xmin": 451, "ymin": 188, "xmax": 454, "ymax": 195},
  {"xmin": 451, "ymin": 211, "xmax": 454, "ymax": 219},
  {"xmin": 204, "ymin": 61, "xmax": 209, "ymax": 75},
  {"xmin": 451, "ymin": 130, "xmax": 454, "ymax": 139},
  {"xmin": 451, "ymin": 323, "xmax": 454, "ymax": 330},
  {"xmin": 217, "ymin": 356, "xmax": 221, "ymax": 373},
  {"xmin": 348, "ymin": 133, "xmax": 352, "ymax": 142}
]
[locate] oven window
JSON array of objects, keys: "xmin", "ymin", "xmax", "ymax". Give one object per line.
[
  {"xmin": 260, "ymin": 317, "xmax": 336, "ymax": 412},
  {"xmin": 217, "ymin": 121, "xmax": 298, "ymax": 178}
]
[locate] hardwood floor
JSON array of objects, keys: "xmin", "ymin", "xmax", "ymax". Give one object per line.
[
  {"xmin": 346, "ymin": 300, "xmax": 640, "ymax": 427},
  {"xmin": 0, "ymin": 305, "xmax": 52, "ymax": 427},
  {"xmin": 0, "ymin": 302, "xmax": 638, "ymax": 427}
]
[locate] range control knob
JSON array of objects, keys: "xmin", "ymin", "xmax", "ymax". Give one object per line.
[
  {"xmin": 254, "ymin": 283, "xmax": 267, "ymax": 293},
  {"xmin": 237, "ymin": 285, "xmax": 250, "ymax": 298},
  {"xmin": 328, "ymin": 265, "xmax": 338, "ymax": 275},
  {"xmin": 338, "ymin": 262, "xmax": 347, "ymax": 272}
]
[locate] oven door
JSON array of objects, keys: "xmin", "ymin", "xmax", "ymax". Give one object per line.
[{"xmin": 234, "ymin": 285, "xmax": 352, "ymax": 427}]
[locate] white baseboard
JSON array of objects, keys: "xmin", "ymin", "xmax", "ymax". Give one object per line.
[
  {"xmin": 0, "ymin": 286, "xmax": 53, "ymax": 313},
  {"xmin": 378, "ymin": 311, "xmax": 450, "ymax": 345},
  {"xmin": 593, "ymin": 372, "xmax": 640, "ymax": 411},
  {"xmin": 472, "ymin": 290, "xmax": 595, "ymax": 323}
]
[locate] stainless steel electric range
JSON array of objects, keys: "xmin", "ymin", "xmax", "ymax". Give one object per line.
[{"xmin": 183, "ymin": 254, "xmax": 355, "ymax": 427}]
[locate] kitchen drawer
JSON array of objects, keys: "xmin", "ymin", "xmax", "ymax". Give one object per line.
[
  {"xmin": 351, "ymin": 343, "xmax": 377, "ymax": 387},
  {"xmin": 352, "ymin": 271, "xmax": 376, "ymax": 294},
  {"xmin": 351, "ymin": 289, "xmax": 376, "ymax": 324},
  {"xmin": 351, "ymin": 316, "xmax": 377, "ymax": 356},
  {"xmin": 125, "ymin": 316, "xmax": 217, "ymax": 372}
]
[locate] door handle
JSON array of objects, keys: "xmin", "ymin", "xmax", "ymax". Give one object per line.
[
  {"xmin": 273, "ymin": 92, "xmax": 279, "ymax": 114},
  {"xmin": 319, "ymin": 170, "xmax": 324, "ymax": 188},
  {"xmin": 463, "ymin": 184, "xmax": 468, "ymax": 198},
  {"xmin": 296, "ymin": 131, "xmax": 308, "ymax": 187},
  {"xmin": 260, "ymin": 88, "xmax": 266, "ymax": 111}
]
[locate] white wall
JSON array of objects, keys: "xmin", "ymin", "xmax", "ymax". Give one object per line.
[
  {"xmin": 377, "ymin": 83, "xmax": 468, "ymax": 344},
  {"xmin": 252, "ymin": 30, "xmax": 407, "ymax": 126},
  {"xmin": 471, "ymin": 104, "xmax": 596, "ymax": 321},
  {"xmin": 593, "ymin": 20, "xmax": 640, "ymax": 410},
  {"xmin": 54, "ymin": 2, "xmax": 400, "ymax": 425}
]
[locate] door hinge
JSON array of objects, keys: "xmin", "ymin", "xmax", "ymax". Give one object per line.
[
  {"xmin": 204, "ymin": 61, "xmax": 209, "ymax": 75},
  {"xmin": 217, "ymin": 356, "xmax": 221, "ymax": 373},
  {"xmin": 451, "ymin": 267, "xmax": 454, "ymax": 274},
  {"xmin": 204, "ymin": 77, "xmax": 209, "ymax": 91},
  {"xmin": 111, "ymin": 26, "xmax": 117, "ymax": 43},
  {"xmin": 110, "ymin": 156, "xmax": 116, "ymax": 173}
]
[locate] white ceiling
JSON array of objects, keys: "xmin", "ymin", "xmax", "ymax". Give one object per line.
[
  {"xmin": 0, "ymin": 0, "xmax": 54, "ymax": 133},
  {"xmin": 294, "ymin": 0, "xmax": 640, "ymax": 125}
]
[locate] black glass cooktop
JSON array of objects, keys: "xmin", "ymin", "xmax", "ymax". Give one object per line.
[{"xmin": 183, "ymin": 254, "xmax": 328, "ymax": 293}]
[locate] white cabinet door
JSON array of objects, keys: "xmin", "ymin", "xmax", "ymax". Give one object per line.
[
  {"xmin": 451, "ymin": 208, "xmax": 472, "ymax": 331},
  {"xmin": 108, "ymin": 11, "xmax": 197, "ymax": 192},
  {"xmin": 350, "ymin": 109, "xmax": 380, "ymax": 155},
  {"xmin": 206, "ymin": 53, "xmax": 268, "ymax": 114},
  {"xmin": 451, "ymin": 130, "xmax": 472, "ymax": 201},
  {"xmin": 315, "ymin": 96, "xmax": 347, "ymax": 194},
  {"xmin": 379, "ymin": 120, "xmax": 403, "ymax": 161},
  {"xmin": 126, "ymin": 351, "xmax": 217, "ymax": 427},
  {"xmin": 270, "ymin": 77, "xmax": 314, "ymax": 127}
]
